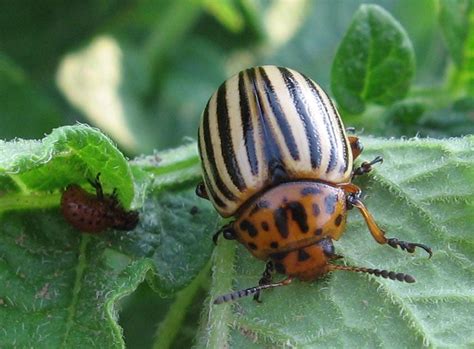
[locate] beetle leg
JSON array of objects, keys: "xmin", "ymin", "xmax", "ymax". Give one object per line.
[
  {"xmin": 212, "ymin": 224, "xmax": 236, "ymax": 245},
  {"xmin": 214, "ymin": 277, "xmax": 293, "ymax": 305},
  {"xmin": 195, "ymin": 181, "xmax": 209, "ymax": 200},
  {"xmin": 88, "ymin": 173, "xmax": 104, "ymax": 200},
  {"xmin": 347, "ymin": 195, "xmax": 432, "ymax": 258},
  {"xmin": 348, "ymin": 136, "xmax": 364, "ymax": 160},
  {"xmin": 352, "ymin": 156, "xmax": 383, "ymax": 179},
  {"xmin": 253, "ymin": 261, "xmax": 274, "ymax": 303}
]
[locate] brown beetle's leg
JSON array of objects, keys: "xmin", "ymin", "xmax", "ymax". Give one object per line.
[
  {"xmin": 195, "ymin": 181, "xmax": 209, "ymax": 200},
  {"xmin": 253, "ymin": 261, "xmax": 274, "ymax": 303},
  {"xmin": 348, "ymin": 136, "xmax": 363, "ymax": 160},
  {"xmin": 88, "ymin": 173, "xmax": 104, "ymax": 200},
  {"xmin": 352, "ymin": 156, "xmax": 383, "ymax": 179},
  {"xmin": 212, "ymin": 224, "xmax": 236, "ymax": 245},
  {"xmin": 347, "ymin": 195, "xmax": 432, "ymax": 258}
]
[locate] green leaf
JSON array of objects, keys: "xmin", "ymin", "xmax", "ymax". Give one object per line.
[
  {"xmin": 0, "ymin": 124, "xmax": 134, "ymax": 208},
  {"xmin": 0, "ymin": 0, "xmax": 128, "ymax": 80},
  {"xmin": 0, "ymin": 53, "xmax": 62, "ymax": 140},
  {"xmin": 202, "ymin": 0, "xmax": 245, "ymax": 33},
  {"xmin": 56, "ymin": 37, "xmax": 152, "ymax": 152},
  {"xmin": 331, "ymin": 4, "xmax": 415, "ymax": 114},
  {"xmin": 199, "ymin": 136, "xmax": 474, "ymax": 348},
  {"xmin": 0, "ymin": 125, "xmax": 218, "ymax": 347},
  {"xmin": 439, "ymin": 0, "xmax": 474, "ymax": 95},
  {"xmin": 438, "ymin": 0, "xmax": 473, "ymax": 68}
]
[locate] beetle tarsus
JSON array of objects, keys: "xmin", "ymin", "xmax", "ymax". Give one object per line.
[
  {"xmin": 352, "ymin": 156, "xmax": 383, "ymax": 178},
  {"xmin": 88, "ymin": 173, "xmax": 104, "ymax": 200},
  {"xmin": 387, "ymin": 238, "xmax": 433, "ymax": 258}
]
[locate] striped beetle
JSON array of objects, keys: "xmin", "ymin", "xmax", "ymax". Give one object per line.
[{"xmin": 196, "ymin": 66, "xmax": 432, "ymax": 304}]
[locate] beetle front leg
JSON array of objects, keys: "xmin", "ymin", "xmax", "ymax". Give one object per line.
[
  {"xmin": 348, "ymin": 136, "xmax": 363, "ymax": 160},
  {"xmin": 195, "ymin": 181, "xmax": 209, "ymax": 200},
  {"xmin": 347, "ymin": 194, "xmax": 432, "ymax": 257},
  {"xmin": 254, "ymin": 261, "xmax": 274, "ymax": 303},
  {"xmin": 352, "ymin": 156, "xmax": 383, "ymax": 179}
]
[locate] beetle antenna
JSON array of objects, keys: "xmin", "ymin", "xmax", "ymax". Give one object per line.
[
  {"xmin": 214, "ymin": 277, "xmax": 293, "ymax": 304},
  {"xmin": 328, "ymin": 264, "xmax": 415, "ymax": 283}
]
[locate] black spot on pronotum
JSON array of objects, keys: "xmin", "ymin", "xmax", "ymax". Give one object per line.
[
  {"xmin": 274, "ymin": 262, "xmax": 286, "ymax": 274},
  {"xmin": 273, "ymin": 207, "xmax": 289, "ymax": 238},
  {"xmin": 270, "ymin": 241, "xmax": 279, "ymax": 249},
  {"xmin": 335, "ymin": 214, "xmax": 343, "ymax": 227},
  {"xmin": 248, "ymin": 242, "xmax": 258, "ymax": 250},
  {"xmin": 301, "ymin": 186, "xmax": 321, "ymax": 196},
  {"xmin": 297, "ymin": 249, "xmax": 311, "ymax": 262},
  {"xmin": 324, "ymin": 194, "xmax": 338, "ymax": 214},
  {"xmin": 314, "ymin": 228, "xmax": 323, "ymax": 236},
  {"xmin": 261, "ymin": 222, "xmax": 269, "ymax": 231},
  {"xmin": 288, "ymin": 201, "xmax": 309, "ymax": 233},
  {"xmin": 240, "ymin": 220, "xmax": 258, "ymax": 237},
  {"xmin": 312, "ymin": 203, "xmax": 320, "ymax": 216}
]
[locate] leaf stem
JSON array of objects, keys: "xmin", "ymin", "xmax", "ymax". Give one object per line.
[
  {"xmin": 0, "ymin": 192, "xmax": 61, "ymax": 212},
  {"xmin": 152, "ymin": 261, "xmax": 210, "ymax": 349},
  {"xmin": 62, "ymin": 235, "xmax": 90, "ymax": 348},
  {"xmin": 198, "ymin": 240, "xmax": 236, "ymax": 349}
]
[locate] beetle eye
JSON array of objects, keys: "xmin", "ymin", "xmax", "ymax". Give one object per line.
[
  {"xmin": 222, "ymin": 227, "xmax": 236, "ymax": 240},
  {"xmin": 318, "ymin": 238, "xmax": 335, "ymax": 257}
]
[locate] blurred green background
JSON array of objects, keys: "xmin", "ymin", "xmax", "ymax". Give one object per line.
[
  {"xmin": 0, "ymin": 0, "xmax": 472, "ymax": 348},
  {"xmin": 2, "ymin": 0, "xmax": 472, "ymax": 154}
]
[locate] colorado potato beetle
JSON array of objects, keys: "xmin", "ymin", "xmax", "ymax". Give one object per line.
[
  {"xmin": 196, "ymin": 66, "xmax": 432, "ymax": 304},
  {"xmin": 61, "ymin": 173, "xmax": 139, "ymax": 233}
]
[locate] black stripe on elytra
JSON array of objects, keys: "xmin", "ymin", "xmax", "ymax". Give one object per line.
[
  {"xmin": 202, "ymin": 101, "xmax": 237, "ymax": 201},
  {"xmin": 273, "ymin": 207, "xmax": 289, "ymax": 239},
  {"xmin": 279, "ymin": 67, "xmax": 321, "ymax": 168},
  {"xmin": 216, "ymin": 82, "xmax": 246, "ymax": 191},
  {"xmin": 302, "ymin": 75, "xmax": 338, "ymax": 172},
  {"xmin": 198, "ymin": 129, "xmax": 227, "ymax": 208},
  {"xmin": 327, "ymin": 96, "xmax": 350, "ymax": 173},
  {"xmin": 248, "ymin": 68, "xmax": 287, "ymax": 184},
  {"xmin": 259, "ymin": 67, "xmax": 300, "ymax": 161},
  {"xmin": 288, "ymin": 201, "xmax": 309, "ymax": 233},
  {"xmin": 238, "ymin": 71, "xmax": 259, "ymax": 176}
]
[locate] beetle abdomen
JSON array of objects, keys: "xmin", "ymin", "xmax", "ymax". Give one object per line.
[{"xmin": 198, "ymin": 66, "xmax": 352, "ymax": 217}]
